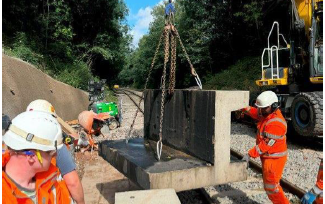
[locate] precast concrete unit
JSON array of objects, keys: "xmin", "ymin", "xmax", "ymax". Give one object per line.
[{"xmin": 100, "ymin": 90, "xmax": 249, "ymax": 192}]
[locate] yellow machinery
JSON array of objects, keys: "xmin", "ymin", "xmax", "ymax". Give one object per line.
[{"xmin": 256, "ymin": 0, "xmax": 323, "ymax": 137}]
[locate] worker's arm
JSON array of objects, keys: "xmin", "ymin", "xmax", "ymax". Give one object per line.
[
  {"xmin": 242, "ymin": 106, "xmax": 259, "ymax": 120},
  {"xmin": 57, "ymin": 146, "xmax": 85, "ymax": 204},
  {"xmin": 248, "ymin": 123, "xmax": 285, "ymax": 158},
  {"xmin": 63, "ymin": 171, "xmax": 85, "ymax": 204}
]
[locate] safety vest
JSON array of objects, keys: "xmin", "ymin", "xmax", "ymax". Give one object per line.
[
  {"xmin": 2, "ymin": 151, "xmax": 72, "ymax": 204},
  {"xmin": 244, "ymin": 107, "xmax": 288, "ymax": 159}
]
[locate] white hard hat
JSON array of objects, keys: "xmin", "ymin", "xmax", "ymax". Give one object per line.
[
  {"xmin": 255, "ymin": 91, "xmax": 278, "ymax": 108},
  {"xmin": 26, "ymin": 99, "xmax": 57, "ymax": 117},
  {"xmin": 3, "ymin": 111, "xmax": 63, "ymax": 151}
]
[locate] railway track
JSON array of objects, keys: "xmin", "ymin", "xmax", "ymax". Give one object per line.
[
  {"xmin": 116, "ymin": 88, "xmax": 311, "ymax": 203},
  {"xmin": 113, "ymin": 88, "xmax": 144, "ymax": 114}
]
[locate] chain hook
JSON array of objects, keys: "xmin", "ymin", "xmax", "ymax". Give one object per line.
[
  {"xmin": 156, "ymin": 139, "xmax": 163, "ymax": 161},
  {"xmin": 195, "ymin": 75, "xmax": 202, "ymax": 90}
]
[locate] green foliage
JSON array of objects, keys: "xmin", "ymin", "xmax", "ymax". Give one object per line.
[
  {"xmin": 3, "ymin": 0, "xmax": 131, "ymax": 90},
  {"xmin": 203, "ymin": 57, "xmax": 262, "ymax": 92},
  {"xmin": 7, "ymin": 32, "xmax": 44, "ymax": 66},
  {"xmin": 55, "ymin": 62, "xmax": 92, "ymax": 90},
  {"xmin": 234, "ymin": 1, "xmax": 264, "ymax": 29},
  {"xmin": 104, "ymin": 88, "xmax": 118, "ymax": 103}
]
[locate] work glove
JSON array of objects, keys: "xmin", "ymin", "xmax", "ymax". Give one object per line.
[
  {"xmin": 301, "ymin": 186, "xmax": 322, "ymax": 204},
  {"xmin": 241, "ymin": 154, "xmax": 250, "ymax": 168}
]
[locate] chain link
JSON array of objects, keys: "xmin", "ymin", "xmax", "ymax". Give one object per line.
[
  {"xmin": 157, "ymin": 28, "xmax": 170, "ymax": 160},
  {"xmin": 168, "ymin": 31, "xmax": 177, "ymax": 94},
  {"xmin": 126, "ymin": 30, "xmax": 165, "ymax": 143},
  {"xmin": 127, "ymin": 23, "xmax": 201, "ymax": 161}
]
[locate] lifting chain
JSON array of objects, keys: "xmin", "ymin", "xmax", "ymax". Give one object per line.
[
  {"xmin": 157, "ymin": 27, "xmax": 170, "ymax": 160},
  {"xmin": 168, "ymin": 30, "xmax": 177, "ymax": 94},
  {"xmin": 126, "ymin": 30, "xmax": 165, "ymax": 144},
  {"xmin": 127, "ymin": 21, "xmax": 202, "ymax": 162}
]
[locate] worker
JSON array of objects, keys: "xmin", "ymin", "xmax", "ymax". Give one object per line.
[
  {"xmin": 241, "ymin": 90, "xmax": 289, "ymax": 204},
  {"xmin": 165, "ymin": 0, "xmax": 175, "ymax": 25},
  {"xmin": 26, "ymin": 99, "xmax": 85, "ymax": 204},
  {"xmin": 2, "ymin": 111, "xmax": 72, "ymax": 203},
  {"xmin": 301, "ymin": 159, "xmax": 323, "ymax": 204},
  {"xmin": 2, "ymin": 114, "xmax": 11, "ymax": 135},
  {"xmin": 78, "ymin": 110, "xmax": 107, "ymax": 151}
]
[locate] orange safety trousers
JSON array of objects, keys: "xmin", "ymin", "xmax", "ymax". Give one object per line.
[{"xmin": 262, "ymin": 156, "xmax": 289, "ymax": 204}]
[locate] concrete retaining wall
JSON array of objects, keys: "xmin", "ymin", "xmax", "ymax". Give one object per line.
[{"xmin": 2, "ymin": 54, "xmax": 89, "ymax": 121}]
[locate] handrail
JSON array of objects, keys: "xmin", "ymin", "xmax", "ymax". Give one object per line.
[{"xmin": 261, "ymin": 21, "xmax": 289, "ymax": 81}]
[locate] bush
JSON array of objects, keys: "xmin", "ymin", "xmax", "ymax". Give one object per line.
[
  {"xmin": 203, "ymin": 57, "xmax": 262, "ymax": 92},
  {"xmin": 56, "ymin": 61, "xmax": 92, "ymax": 90},
  {"xmin": 8, "ymin": 32, "xmax": 44, "ymax": 66}
]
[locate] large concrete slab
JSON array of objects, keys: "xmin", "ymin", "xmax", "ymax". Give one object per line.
[
  {"xmin": 115, "ymin": 189, "xmax": 181, "ymax": 204},
  {"xmin": 100, "ymin": 90, "xmax": 249, "ymax": 191},
  {"xmin": 2, "ymin": 54, "xmax": 89, "ymax": 121}
]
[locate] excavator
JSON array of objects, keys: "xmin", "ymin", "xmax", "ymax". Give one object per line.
[{"xmin": 256, "ymin": 0, "xmax": 323, "ymax": 137}]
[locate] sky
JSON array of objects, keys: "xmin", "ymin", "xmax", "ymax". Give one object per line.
[{"xmin": 125, "ymin": 0, "xmax": 164, "ymax": 47}]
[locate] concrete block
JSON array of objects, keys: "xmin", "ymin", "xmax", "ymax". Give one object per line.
[
  {"xmin": 115, "ymin": 189, "xmax": 181, "ymax": 204},
  {"xmin": 100, "ymin": 90, "xmax": 249, "ymax": 191}
]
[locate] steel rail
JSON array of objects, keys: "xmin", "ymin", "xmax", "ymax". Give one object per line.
[{"xmin": 114, "ymin": 88, "xmax": 144, "ymax": 114}]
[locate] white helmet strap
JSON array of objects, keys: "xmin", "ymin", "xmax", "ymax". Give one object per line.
[{"xmin": 9, "ymin": 124, "xmax": 59, "ymax": 147}]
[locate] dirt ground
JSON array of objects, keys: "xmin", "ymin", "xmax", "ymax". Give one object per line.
[
  {"xmin": 75, "ymin": 150, "xmax": 140, "ymax": 204},
  {"xmin": 74, "ymin": 92, "xmax": 143, "ymax": 204}
]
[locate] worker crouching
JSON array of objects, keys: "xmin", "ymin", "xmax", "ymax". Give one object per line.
[
  {"xmin": 2, "ymin": 111, "xmax": 72, "ymax": 204},
  {"xmin": 242, "ymin": 91, "xmax": 289, "ymax": 204}
]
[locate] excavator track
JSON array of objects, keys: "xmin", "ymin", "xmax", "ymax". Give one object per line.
[{"xmin": 291, "ymin": 91, "xmax": 323, "ymax": 136}]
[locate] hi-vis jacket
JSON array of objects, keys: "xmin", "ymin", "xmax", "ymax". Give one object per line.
[
  {"xmin": 243, "ymin": 107, "xmax": 288, "ymax": 159},
  {"xmin": 2, "ymin": 151, "xmax": 72, "ymax": 204}
]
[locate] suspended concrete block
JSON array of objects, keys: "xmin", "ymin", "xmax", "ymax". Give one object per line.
[{"xmin": 99, "ymin": 90, "xmax": 249, "ymax": 192}]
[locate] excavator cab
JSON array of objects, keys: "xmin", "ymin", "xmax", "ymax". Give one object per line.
[{"xmin": 309, "ymin": 0, "xmax": 323, "ymax": 83}]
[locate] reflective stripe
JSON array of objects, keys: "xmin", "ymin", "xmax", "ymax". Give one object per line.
[
  {"xmin": 263, "ymin": 132, "xmax": 285, "ymax": 140},
  {"xmin": 265, "ymin": 118, "xmax": 287, "ymax": 128},
  {"xmin": 264, "ymin": 183, "xmax": 276, "ymax": 189},
  {"xmin": 319, "ymin": 162, "xmax": 323, "ymax": 170},
  {"xmin": 265, "ymin": 151, "xmax": 287, "ymax": 157},
  {"xmin": 255, "ymin": 145, "xmax": 263, "ymax": 155},
  {"xmin": 51, "ymin": 185, "xmax": 57, "ymax": 204},
  {"xmin": 265, "ymin": 188, "xmax": 279, "ymax": 195}
]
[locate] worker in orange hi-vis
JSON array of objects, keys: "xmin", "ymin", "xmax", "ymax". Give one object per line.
[
  {"xmin": 301, "ymin": 159, "xmax": 323, "ymax": 204},
  {"xmin": 241, "ymin": 91, "xmax": 289, "ymax": 204}
]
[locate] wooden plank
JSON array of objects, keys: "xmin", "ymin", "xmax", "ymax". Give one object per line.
[{"xmin": 57, "ymin": 116, "xmax": 79, "ymax": 139}]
